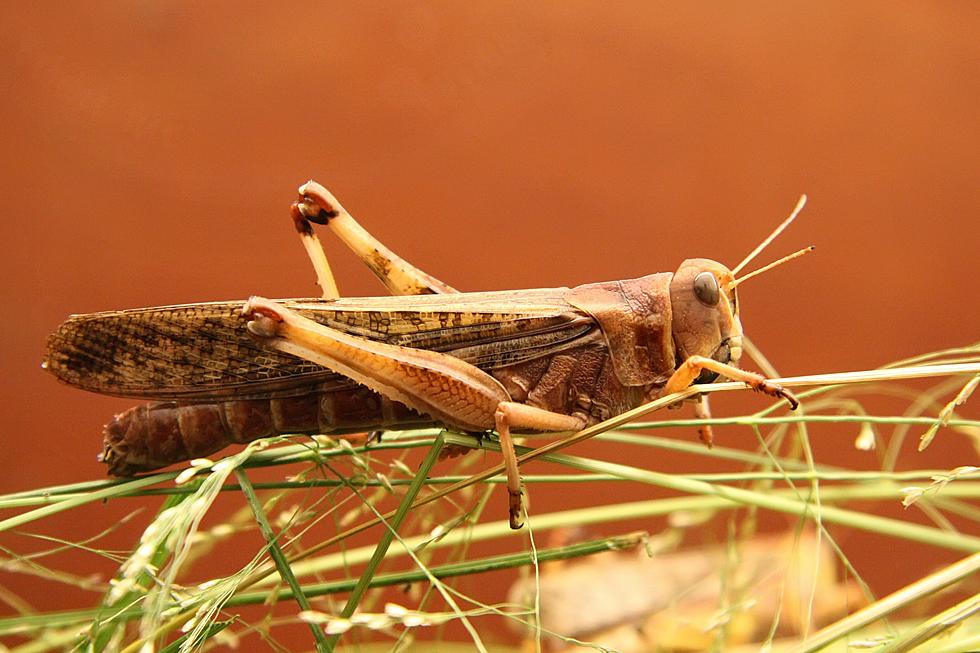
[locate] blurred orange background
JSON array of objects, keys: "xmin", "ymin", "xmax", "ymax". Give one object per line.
[{"xmin": 1, "ymin": 2, "xmax": 978, "ymax": 648}]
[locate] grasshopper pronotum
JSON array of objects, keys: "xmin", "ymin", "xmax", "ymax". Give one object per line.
[{"xmin": 45, "ymin": 181, "xmax": 810, "ymax": 528}]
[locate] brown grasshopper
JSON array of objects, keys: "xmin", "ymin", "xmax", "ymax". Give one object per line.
[{"xmin": 44, "ymin": 181, "xmax": 810, "ymax": 529}]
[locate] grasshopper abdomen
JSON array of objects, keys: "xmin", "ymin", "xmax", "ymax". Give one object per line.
[{"xmin": 100, "ymin": 386, "xmax": 436, "ymax": 475}]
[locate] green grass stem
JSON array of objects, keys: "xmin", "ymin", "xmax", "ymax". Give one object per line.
[
  {"xmin": 324, "ymin": 433, "xmax": 446, "ymax": 651},
  {"xmin": 876, "ymin": 591, "xmax": 980, "ymax": 653},
  {"xmin": 786, "ymin": 551, "xmax": 980, "ymax": 653},
  {"xmin": 489, "ymin": 436, "xmax": 980, "ymax": 553},
  {"xmin": 0, "ymin": 532, "xmax": 643, "ymax": 636},
  {"xmin": 235, "ymin": 468, "xmax": 329, "ymax": 651}
]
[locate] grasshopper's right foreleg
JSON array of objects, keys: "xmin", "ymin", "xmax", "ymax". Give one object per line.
[
  {"xmin": 292, "ymin": 180, "xmax": 458, "ymax": 297},
  {"xmin": 663, "ymin": 355, "xmax": 800, "ymax": 409}
]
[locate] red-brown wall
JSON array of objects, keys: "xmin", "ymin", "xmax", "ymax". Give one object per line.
[{"xmin": 2, "ymin": 3, "xmax": 977, "ymax": 647}]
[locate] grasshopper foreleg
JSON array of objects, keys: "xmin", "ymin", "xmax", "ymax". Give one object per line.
[
  {"xmin": 663, "ymin": 355, "xmax": 800, "ymax": 410},
  {"xmin": 242, "ymin": 296, "xmax": 582, "ymax": 529},
  {"xmin": 292, "ymin": 180, "xmax": 458, "ymax": 296}
]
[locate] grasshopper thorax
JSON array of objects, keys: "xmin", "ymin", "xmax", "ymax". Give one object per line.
[{"xmin": 669, "ymin": 258, "xmax": 742, "ymax": 369}]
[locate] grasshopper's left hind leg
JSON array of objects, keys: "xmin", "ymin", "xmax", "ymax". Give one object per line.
[
  {"xmin": 292, "ymin": 180, "xmax": 458, "ymax": 297},
  {"xmin": 282, "ymin": 181, "xmax": 566, "ymax": 526}
]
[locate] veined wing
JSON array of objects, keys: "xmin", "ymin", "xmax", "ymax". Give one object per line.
[{"xmin": 44, "ymin": 288, "xmax": 597, "ymax": 401}]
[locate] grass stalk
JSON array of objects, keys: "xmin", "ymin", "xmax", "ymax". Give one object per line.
[
  {"xmin": 452, "ymin": 434, "xmax": 980, "ymax": 552},
  {"xmin": 0, "ymin": 532, "xmax": 645, "ymax": 637},
  {"xmin": 311, "ymin": 361, "xmax": 980, "ymax": 558},
  {"xmin": 6, "ymin": 469, "xmax": 970, "ymax": 509},
  {"xmin": 4, "ymin": 356, "xmax": 978, "ymax": 649},
  {"xmin": 236, "ymin": 531, "xmax": 645, "ymax": 606},
  {"xmin": 324, "ymin": 433, "xmax": 446, "ymax": 651},
  {"xmin": 4, "ymin": 412, "xmax": 977, "ymax": 511},
  {"xmin": 0, "ymin": 474, "xmax": 170, "ymax": 532},
  {"xmin": 274, "ymin": 482, "xmax": 980, "ymax": 584},
  {"xmin": 877, "ymin": 591, "xmax": 980, "ymax": 653},
  {"xmin": 786, "ymin": 551, "xmax": 980, "ymax": 653},
  {"xmin": 234, "ymin": 468, "xmax": 329, "ymax": 651}
]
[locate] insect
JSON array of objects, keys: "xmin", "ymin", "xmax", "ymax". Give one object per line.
[{"xmin": 44, "ymin": 181, "xmax": 811, "ymax": 529}]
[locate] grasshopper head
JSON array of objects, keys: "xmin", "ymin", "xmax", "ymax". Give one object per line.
[
  {"xmin": 667, "ymin": 196, "xmax": 814, "ymax": 382},
  {"xmin": 669, "ymin": 259, "xmax": 743, "ymax": 372}
]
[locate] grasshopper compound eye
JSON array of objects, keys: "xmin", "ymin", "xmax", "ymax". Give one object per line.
[{"xmin": 693, "ymin": 271, "xmax": 720, "ymax": 306}]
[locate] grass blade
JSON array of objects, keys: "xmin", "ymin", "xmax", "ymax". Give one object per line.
[
  {"xmin": 325, "ymin": 432, "xmax": 446, "ymax": 651},
  {"xmin": 787, "ymin": 551, "xmax": 980, "ymax": 653},
  {"xmin": 234, "ymin": 467, "xmax": 329, "ymax": 651}
]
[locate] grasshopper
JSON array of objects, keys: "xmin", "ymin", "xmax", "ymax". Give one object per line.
[{"xmin": 44, "ymin": 181, "xmax": 810, "ymax": 528}]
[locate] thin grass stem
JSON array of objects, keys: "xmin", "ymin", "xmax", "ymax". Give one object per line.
[
  {"xmin": 324, "ymin": 433, "xmax": 446, "ymax": 651},
  {"xmin": 495, "ymin": 440, "xmax": 980, "ymax": 553},
  {"xmin": 876, "ymin": 591, "xmax": 980, "ymax": 653},
  {"xmin": 786, "ymin": 551, "xmax": 980, "ymax": 653},
  {"xmin": 234, "ymin": 468, "xmax": 329, "ymax": 651},
  {"xmin": 1, "ymin": 533, "xmax": 643, "ymax": 639}
]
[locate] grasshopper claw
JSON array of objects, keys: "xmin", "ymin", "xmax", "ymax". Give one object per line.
[
  {"xmin": 753, "ymin": 378, "xmax": 799, "ymax": 410},
  {"xmin": 509, "ymin": 489, "xmax": 525, "ymax": 530},
  {"xmin": 779, "ymin": 387, "xmax": 800, "ymax": 410}
]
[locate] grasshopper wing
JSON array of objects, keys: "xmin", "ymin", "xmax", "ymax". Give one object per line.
[{"xmin": 44, "ymin": 289, "xmax": 596, "ymax": 402}]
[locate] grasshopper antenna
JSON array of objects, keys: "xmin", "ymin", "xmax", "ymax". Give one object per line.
[
  {"xmin": 732, "ymin": 194, "xmax": 808, "ymax": 276},
  {"xmin": 728, "ymin": 245, "xmax": 815, "ymax": 290}
]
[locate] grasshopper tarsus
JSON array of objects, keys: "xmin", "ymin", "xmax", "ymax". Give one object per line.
[
  {"xmin": 289, "ymin": 201, "xmax": 316, "ymax": 236},
  {"xmin": 509, "ymin": 488, "xmax": 525, "ymax": 530},
  {"xmin": 780, "ymin": 388, "xmax": 800, "ymax": 411},
  {"xmin": 750, "ymin": 379, "xmax": 799, "ymax": 410},
  {"xmin": 697, "ymin": 425, "xmax": 714, "ymax": 448},
  {"xmin": 296, "ymin": 180, "xmax": 340, "ymax": 224}
]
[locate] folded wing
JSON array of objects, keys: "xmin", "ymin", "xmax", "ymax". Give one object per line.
[{"xmin": 44, "ymin": 289, "xmax": 597, "ymax": 402}]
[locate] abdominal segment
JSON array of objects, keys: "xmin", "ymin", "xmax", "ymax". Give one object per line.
[{"xmin": 100, "ymin": 387, "xmax": 433, "ymax": 476}]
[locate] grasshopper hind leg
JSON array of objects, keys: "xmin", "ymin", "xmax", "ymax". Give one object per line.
[
  {"xmin": 280, "ymin": 182, "xmax": 587, "ymax": 528},
  {"xmin": 243, "ymin": 297, "xmax": 584, "ymax": 529},
  {"xmin": 290, "ymin": 179, "xmax": 460, "ymax": 452},
  {"xmin": 292, "ymin": 180, "xmax": 458, "ymax": 297}
]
